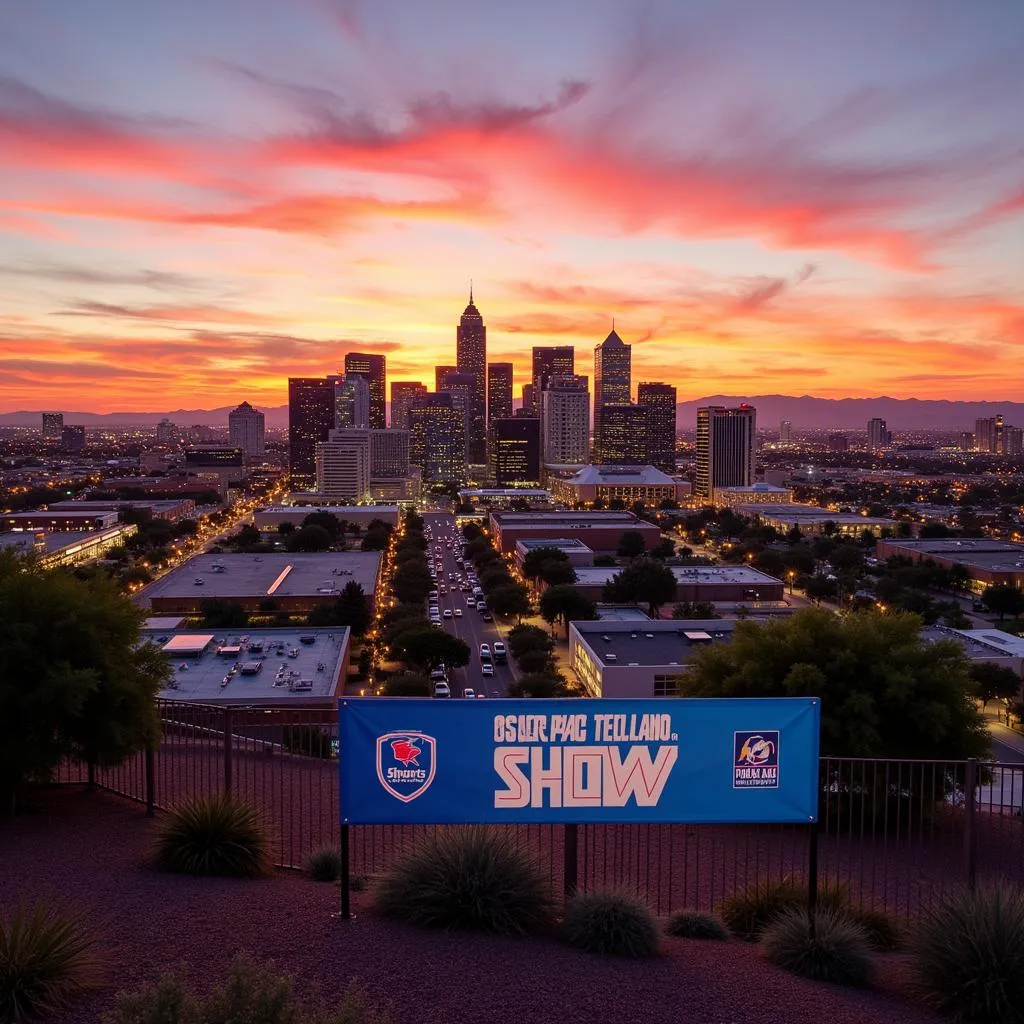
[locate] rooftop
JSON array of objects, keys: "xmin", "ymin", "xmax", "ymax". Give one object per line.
[
  {"xmin": 563, "ymin": 465, "xmax": 676, "ymax": 485},
  {"xmin": 922, "ymin": 625, "xmax": 1024, "ymax": 662},
  {"xmin": 458, "ymin": 489, "xmax": 551, "ymax": 498},
  {"xmin": 718, "ymin": 483, "xmax": 791, "ymax": 493},
  {"xmin": 516, "ymin": 537, "xmax": 593, "ymax": 551},
  {"xmin": 572, "ymin": 565, "xmax": 783, "ymax": 588},
  {"xmin": 141, "ymin": 626, "xmax": 349, "ymax": 702},
  {"xmin": 740, "ymin": 503, "xmax": 895, "ymax": 524},
  {"xmin": 491, "ymin": 510, "xmax": 643, "ymax": 525},
  {"xmin": 140, "ymin": 551, "xmax": 381, "ymax": 605},
  {"xmin": 573, "ymin": 619, "xmax": 736, "ymax": 667},
  {"xmin": 882, "ymin": 539, "xmax": 1024, "ymax": 572}
]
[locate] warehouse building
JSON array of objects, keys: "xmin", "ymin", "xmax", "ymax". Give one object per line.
[
  {"xmin": 46, "ymin": 499, "xmax": 196, "ymax": 521},
  {"xmin": 488, "ymin": 510, "xmax": 661, "ymax": 554},
  {"xmin": 874, "ymin": 538, "xmax": 1024, "ymax": 591},
  {"xmin": 559, "ymin": 565, "xmax": 785, "ymax": 605},
  {"xmin": 253, "ymin": 505, "xmax": 400, "ymax": 531}
]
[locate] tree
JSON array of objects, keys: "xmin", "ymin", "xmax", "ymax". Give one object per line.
[
  {"xmin": 672, "ymin": 600, "xmax": 719, "ymax": 619},
  {"xmin": 684, "ymin": 608, "xmax": 989, "ymax": 759},
  {"xmin": 395, "ymin": 628, "xmax": 470, "ymax": 673},
  {"xmin": 652, "ymin": 537, "xmax": 676, "ymax": 560},
  {"xmin": 486, "ymin": 583, "xmax": 532, "ymax": 621},
  {"xmin": 617, "ymin": 531, "xmax": 647, "ymax": 558},
  {"xmin": 230, "ymin": 524, "xmax": 263, "ymax": 550},
  {"xmin": 382, "ymin": 671, "xmax": 431, "ymax": 697},
  {"xmin": 593, "ymin": 554, "xmax": 618, "ymax": 567},
  {"xmin": 804, "ymin": 575, "xmax": 838, "ymax": 604},
  {"xmin": 537, "ymin": 559, "xmax": 576, "ymax": 586},
  {"xmin": 462, "ymin": 522, "xmax": 483, "ymax": 541},
  {"xmin": 602, "ymin": 557, "xmax": 678, "ymax": 616},
  {"xmin": 521, "ymin": 546, "xmax": 569, "ymax": 582},
  {"xmin": 301, "ymin": 511, "xmax": 343, "ymax": 538},
  {"xmin": 391, "ymin": 564, "xmax": 431, "ymax": 605},
  {"xmin": 981, "ymin": 585, "xmax": 1024, "ymax": 621},
  {"xmin": 508, "ymin": 672, "xmax": 569, "ymax": 698},
  {"xmin": 507, "ymin": 624, "xmax": 554, "ymax": 661},
  {"xmin": 539, "ymin": 585, "xmax": 599, "ymax": 637},
  {"xmin": 480, "ymin": 567, "xmax": 513, "ymax": 593},
  {"xmin": 830, "ymin": 544, "xmax": 865, "ymax": 574},
  {"xmin": 517, "ymin": 648, "xmax": 555, "ymax": 674},
  {"xmin": 335, "ymin": 580, "xmax": 371, "ymax": 635},
  {"xmin": 286, "ymin": 524, "xmax": 332, "ymax": 552},
  {"xmin": 969, "ymin": 662, "xmax": 1021, "ymax": 707},
  {"xmin": 361, "ymin": 528, "xmax": 390, "ymax": 551},
  {"xmin": 201, "ymin": 599, "xmax": 249, "ymax": 628},
  {"xmin": 0, "ymin": 553, "xmax": 167, "ymax": 811}
]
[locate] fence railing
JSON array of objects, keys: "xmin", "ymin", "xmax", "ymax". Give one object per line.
[{"xmin": 54, "ymin": 700, "xmax": 1024, "ymax": 918}]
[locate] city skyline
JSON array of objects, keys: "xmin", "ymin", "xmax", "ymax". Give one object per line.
[{"xmin": 1, "ymin": 1, "xmax": 1023, "ymax": 412}]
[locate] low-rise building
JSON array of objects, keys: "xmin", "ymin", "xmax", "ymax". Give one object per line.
[
  {"xmin": 488, "ymin": 510, "xmax": 661, "ymax": 554},
  {"xmin": 560, "ymin": 565, "xmax": 785, "ymax": 605},
  {"xmin": 874, "ymin": 538, "xmax": 1024, "ymax": 591},
  {"xmin": 0, "ymin": 524, "xmax": 139, "ymax": 568},
  {"xmin": 457, "ymin": 488, "xmax": 554, "ymax": 510},
  {"xmin": 254, "ymin": 505, "xmax": 400, "ymax": 531},
  {"xmin": 741, "ymin": 503, "xmax": 896, "ymax": 537},
  {"xmin": 714, "ymin": 483, "xmax": 794, "ymax": 506},
  {"xmin": 47, "ymin": 499, "xmax": 196, "ymax": 521},
  {"xmin": 513, "ymin": 537, "xmax": 595, "ymax": 569},
  {"xmin": 3, "ymin": 510, "xmax": 119, "ymax": 532},
  {"xmin": 548, "ymin": 465, "xmax": 691, "ymax": 507}
]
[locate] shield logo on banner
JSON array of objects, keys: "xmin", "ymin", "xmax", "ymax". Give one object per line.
[{"xmin": 376, "ymin": 732, "xmax": 437, "ymax": 802}]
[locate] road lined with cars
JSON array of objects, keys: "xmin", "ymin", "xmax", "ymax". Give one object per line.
[{"xmin": 423, "ymin": 512, "xmax": 518, "ymax": 699}]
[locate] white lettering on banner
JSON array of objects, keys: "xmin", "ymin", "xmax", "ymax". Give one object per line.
[
  {"xmin": 493, "ymin": 744, "xmax": 678, "ymax": 809},
  {"xmin": 592, "ymin": 713, "xmax": 672, "ymax": 742}
]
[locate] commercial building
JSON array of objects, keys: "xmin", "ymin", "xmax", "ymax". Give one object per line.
[
  {"xmin": 315, "ymin": 429, "xmax": 370, "ymax": 500},
  {"xmin": 779, "ymin": 420, "xmax": 793, "ymax": 444},
  {"xmin": 435, "ymin": 365, "xmax": 457, "ymax": 393},
  {"xmin": 409, "ymin": 393, "xmax": 466, "ymax": 483},
  {"xmin": 343, "ymin": 352, "xmax": 386, "ymax": 429},
  {"xmin": 3, "ymin": 509, "xmax": 119, "ymax": 531},
  {"xmin": 62, "ymin": 425, "xmax": 86, "ymax": 453},
  {"xmin": 254, "ymin": 505, "xmax": 399, "ymax": 530},
  {"xmin": 695, "ymin": 405, "xmax": 756, "ymax": 499},
  {"xmin": 370, "ymin": 428, "xmax": 410, "ymax": 479},
  {"xmin": 746, "ymin": 503, "xmax": 896, "ymax": 537},
  {"xmin": 487, "ymin": 362, "xmax": 513, "ymax": 425},
  {"xmin": 47, "ymin": 498, "xmax": 195, "ymax": 521},
  {"xmin": 713, "ymin": 483, "xmax": 794, "ymax": 506},
  {"xmin": 288, "ymin": 377, "xmax": 334, "ymax": 489},
  {"xmin": 827, "ymin": 433, "xmax": 849, "ymax": 452},
  {"xmin": 563, "ymin": 565, "xmax": 784, "ymax": 605},
  {"xmin": 142, "ymin": 551, "xmax": 383, "ymax": 615},
  {"xmin": 455, "ymin": 289, "xmax": 487, "ymax": 464},
  {"xmin": 569, "ymin": 619, "xmax": 736, "ymax": 698},
  {"xmin": 456, "ymin": 488, "xmax": 553, "ymax": 511},
  {"xmin": 0, "ymin": 523, "xmax": 139, "ymax": 568},
  {"xmin": 541, "ymin": 374, "xmax": 590, "ymax": 465},
  {"xmin": 513, "ymin": 537, "xmax": 594, "ymax": 569},
  {"xmin": 548, "ymin": 464, "xmax": 691, "ymax": 506},
  {"xmin": 593, "ymin": 328, "xmax": 631, "ymax": 455},
  {"xmin": 637, "ymin": 382, "xmax": 677, "ymax": 471},
  {"xmin": 331, "ymin": 374, "xmax": 370, "ymax": 430},
  {"xmin": 144, "ymin": 624, "xmax": 351, "ymax": 705},
  {"xmin": 873, "ymin": 538, "xmax": 1024, "ymax": 591},
  {"xmin": 521, "ymin": 383, "xmax": 537, "ymax": 417},
  {"xmin": 390, "ymin": 381, "xmax": 427, "ymax": 430},
  {"xmin": 228, "ymin": 402, "xmax": 265, "ymax": 459},
  {"xmin": 42, "ymin": 412, "xmax": 63, "ymax": 440},
  {"xmin": 867, "ymin": 417, "xmax": 890, "ymax": 450},
  {"xmin": 184, "ymin": 446, "xmax": 248, "ymax": 498},
  {"xmin": 596, "ymin": 404, "xmax": 648, "ymax": 465},
  {"xmin": 489, "ymin": 418, "xmax": 540, "ymax": 486},
  {"xmin": 156, "ymin": 418, "xmax": 178, "ymax": 447},
  {"xmin": 532, "ymin": 346, "xmax": 575, "ymax": 392},
  {"xmin": 488, "ymin": 510, "xmax": 661, "ymax": 554},
  {"xmin": 439, "ymin": 369, "xmax": 475, "ymax": 451}
]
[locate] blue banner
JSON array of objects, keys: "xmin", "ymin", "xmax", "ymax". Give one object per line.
[{"xmin": 339, "ymin": 697, "xmax": 819, "ymax": 825}]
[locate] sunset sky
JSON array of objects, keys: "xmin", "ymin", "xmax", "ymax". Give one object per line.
[{"xmin": 1, "ymin": 0, "xmax": 1022, "ymax": 413}]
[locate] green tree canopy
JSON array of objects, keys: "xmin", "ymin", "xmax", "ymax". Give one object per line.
[
  {"xmin": 201, "ymin": 599, "xmax": 249, "ymax": 628},
  {"xmin": 521, "ymin": 546, "xmax": 569, "ymax": 581},
  {"xmin": 508, "ymin": 672, "xmax": 570, "ymax": 699},
  {"xmin": 537, "ymin": 560, "xmax": 576, "ymax": 586},
  {"xmin": 486, "ymin": 583, "xmax": 532, "ymax": 621},
  {"xmin": 393, "ymin": 628, "xmax": 470, "ymax": 673},
  {"xmin": 683, "ymin": 608, "xmax": 989, "ymax": 759},
  {"xmin": 981, "ymin": 585, "xmax": 1024, "ymax": 621},
  {"xmin": 539, "ymin": 585, "xmax": 599, "ymax": 637},
  {"xmin": 301, "ymin": 511, "xmax": 344, "ymax": 537},
  {"xmin": 617, "ymin": 530, "xmax": 648, "ymax": 558},
  {"xmin": 969, "ymin": 661, "xmax": 1021, "ymax": 706},
  {"xmin": 382, "ymin": 671, "xmax": 431, "ymax": 697},
  {"xmin": 507, "ymin": 624, "xmax": 554, "ymax": 661},
  {"xmin": 286, "ymin": 524, "xmax": 332, "ymax": 552},
  {"xmin": 602, "ymin": 557, "xmax": 678, "ymax": 616}
]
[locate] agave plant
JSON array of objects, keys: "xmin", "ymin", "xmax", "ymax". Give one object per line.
[{"xmin": 154, "ymin": 794, "xmax": 269, "ymax": 878}]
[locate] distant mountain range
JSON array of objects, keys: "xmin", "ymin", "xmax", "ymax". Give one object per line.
[{"xmin": 0, "ymin": 396, "xmax": 1021, "ymax": 432}]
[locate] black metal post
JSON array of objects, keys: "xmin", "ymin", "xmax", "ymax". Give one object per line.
[
  {"xmin": 87, "ymin": 759, "xmax": 95, "ymax": 790},
  {"xmin": 964, "ymin": 757, "xmax": 977, "ymax": 889},
  {"xmin": 145, "ymin": 747, "xmax": 156, "ymax": 817},
  {"xmin": 807, "ymin": 821, "xmax": 819, "ymax": 934},
  {"xmin": 564, "ymin": 823, "xmax": 579, "ymax": 905},
  {"xmin": 340, "ymin": 823, "xmax": 351, "ymax": 920},
  {"xmin": 223, "ymin": 707, "xmax": 233, "ymax": 797}
]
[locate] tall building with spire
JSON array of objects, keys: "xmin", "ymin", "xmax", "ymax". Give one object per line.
[
  {"xmin": 456, "ymin": 285, "xmax": 487, "ymax": 465},
  {"xmin": 593, "ymin": 327, "xmax": 631, "ymax": 456}
]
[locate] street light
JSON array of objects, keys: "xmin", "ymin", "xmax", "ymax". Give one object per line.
[{"xmin": 787, "ymin": 570, "xmax": 795, "ymax": 595}]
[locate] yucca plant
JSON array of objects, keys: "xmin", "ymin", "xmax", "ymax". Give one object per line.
[
  {"xmin": 153, "ymin": 794, "xmax": 269, "ymax": 878},
  {"xmin": 562, "ymin": 891, "xmax": 660, "ymax": 958},
  {"xmin": 0, "ymin": 904, "xmax": 103, "ymax": 1024},
  {"xmin": 912, "ymin": 883, "xmax": 1024, "ymax": 1024},
  {"xmin": 717, "ymin": 877, "xmax": 805, "ymax": 939},
  {"xmin": 373, "ymin": 826, "xmax": 552, "ymax": 934},
  {"xmin": 305, "ymin": 847, "xmax": 342, "ymax": 883},
  {"xmin": 665, "ymin": 909, "xmax": 729, "ymax": 941},
  {"xmin": 761, "ymin": 907, "xmax": 873, "ymax": 987}
]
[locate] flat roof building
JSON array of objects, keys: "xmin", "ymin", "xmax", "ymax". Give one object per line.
[
  {"xmin": 513, "ymin": 537, "xmax": 595, "ymax": 568},
  {"xmin": 488, "ymin": 510, "xmax": 661, "ymax": 554},
  {"xmin": 3, "ymin": 510, "xmax": 119, "ymax": 532},
  {"xmin": 457, "ymin": 488, "xmax": 553, "ymax": 510},
  {"xmin": 47, "ymin": 499, "xmax": 196, "ymax": 521},
  {"xmin": 560, "ymin": 564, "xmax": 784, "ymax": 605},
  {"xmin": 141, "ymin": 551, "xmax": 382, "ymax": 615},
  {"xmin": 742, "ymin": 503, "xmax": 896, "ymax": 537},
  {"xmin": 548, "ymin": 464, "xmax": 691, "ymax": 507},
  {"xmin": 874, "ymin": 538, "xmax": 1024, "ymax": 590},
  {"xmin": 714, "ymin": 483, "xmax": 794, "ymax": 506},
  {"xmin": 254, "ymin": 505, "xmax": 399, "ymax": 530}
]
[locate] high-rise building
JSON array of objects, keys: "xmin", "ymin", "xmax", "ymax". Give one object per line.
[
  {"xmin": 41, "ymin": 412, "xmax": 63, "ymax": 440},
  {"xmin": 487, "ymin": 362, "xmax": 514, "ymax": 425},
  {"xmin": 597, "ymin": 405, "xmax": 649, "ymax": 465},
  {"xmin": 315, "ymin": 429, "xmax": 370, "ymax": 500},
  {"xmin": 409, "ymin": 392, "xmax": 466, "ymax": 483},
  {"xmin": 228, "ymin": 402, "xmax": 265, "ymax": 459},
  {"xmin": 827, "ymin": 432, "xmax": 849, "ymax": 453},
  {"xmin": 370, "ymin": 429, "xmax": 410, "ymax": 478},
  {"xmin": 61, "ymin": 424, "xmax": 86, "ymax": 454},
  {"xmin": 331, "ymin": 374, "xmax": 370, "ymax": 430},
  {"xmin": 1004, "ymin": 426, "xmax": 1024, "ymax": 457},
  {"xmin": 975, "ymin": 416, "xmax": 1004, "ymax": 454},
  {"xmin": 288, "ymin": 377, "xmax": 334, "ymax": 489},
  {"xmin": 593, "ymin": 328, "xmax": 631, "ymax": 454},
  {"xmin": 490, "ymin": 418, "xmax": 540, "ymax": 485},
  {"xmin": 439, "ymin": 370, "xmax": 474, "ymax": 450},
  {"xmin": 188, "ymin": 425, "xmax": 214, "ymax": 444},
  {"xmin": 343, "ymin": 353, "xmax": 386, "ymax": 429},
  {"xmin": 455, "ymin": 287, "xmax": 487, "ymax": 464},
  {"xmin": 695, "ymin": 405, "xmax": 756, "ymax": 499},
  {"xmin": 637, "ymin": 382, "xmax": 677, "ymax": 472},
  {"xmin": 390, "ymin": 381, "xmax": 427, "ymax": 430},
  {"xmin": 867, "ymin": 417, "xmax": 890, "ymax": 450},
  {"xmin": 435, "ymin": 365, "xmax": 457, "ymax": 393},
  {"xmin": 521, "ymin": 383, "xmax": 537, "ymax": 417},
  {"xmin": 541, "ymin": 374, "xmax": 590, "ymax": 465},
  {"xmin": 155, "ymin": 418, "xmax": 177, "ymax": 447},
  {"xmin": 532, "ymin": 346, "xmax": 574, "ymax": 392},
  {"xmin": 779, "ymin": 420, "xmax": 793, "ymax": 444}
]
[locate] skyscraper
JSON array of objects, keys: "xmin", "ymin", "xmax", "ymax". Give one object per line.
[
  {"xmin": 867, "ymin": 417, "xmax": 890, "ymax": 450},
  {"xmin": 695, "ymin": 405, "xmax": 756, "ymax": 499},
  {"xmin": 532, "ymin": 346, "xmax": 574, "ymax": 392},
  {"xmin": 490, "ymin": 418, "xmax": 540, "ymax": 485},
  {"xmin": 316, "ymin": 429, "xmax": 370, "ymax": 500},
  {"xmin": 390, "ymin": 381, "xmax": 427, "ymax": 430},
  {"xmin": 521, "ymin": 383, "xmax": 537, "ymax": 417},
  {"xmin": 597, "ymin": 405, "xmax": 648, "ymax": 465},
  {"xmin": 41, "ymin": 412, "xmax": 63, "ymax": 440},
  {"xmin": 228, "ymin": 401, "xmax": 265, "ymax": 459},
  {"xmin": 779, "ymin": 420, "xmax": 793, "ymax": 444},
  {"xmin": 541, "ymin": 374, "xmax": 590, "ymax": 465},
  {"xmin": 343, "ymin": 352, "xmax": 386, "ymax": 429},
  {"xmin": 331, "ymin": 374, "xmax": 370, "ymax": 429},
  {"xmin": 435, "ymin": 365, "xmax": 457, "ymax": 392},
  {"xmin": 593, "ymin": 328, "xmax": 631, "ymax": 454},
  {"xmin": 155, "ymin": 418, "xmax": 177, "ymax": 447},
  {"xmin": 439, "ymin": 370, "xmax": 475, "ymax": 452},
  {"xmin": 455, "ymin": 287, "xmax": 487, "ymax": 464},
  {"xmin": 288, "ymin": 377, "xmax": 334, "ymax": 489},
  {"xmin": 975, "ymin": 415, "xmax": 1004, "ymax": 453},
  {"xmin": 637, "ymin": 382, "xmax": 677, "ymax": 472},
  {"xmin": 487, "ymin": 362, "xmax": 514, "ymax": 425},
  {"xmin": 409, "ymin": 393, "xmax": 466, "ymax": 483},
  {"xmin": 61, "ymin": 424, "xmax": 86, "ymax": 454},
  {"xmin": 370, "ymin": 429, "xmax": 410, "ymax": 478},
  {"xmin": 1004, "ymin": 426, "xmax": 1024, "ymax": 456},
  {"xmin": 827, "ymin": 432, "xmax": 849, "ymax": 452}
]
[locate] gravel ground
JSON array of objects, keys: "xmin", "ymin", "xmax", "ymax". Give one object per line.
[{"xmin": 2, "ymin": 789, "xmax": 941, "ymax": 1024}]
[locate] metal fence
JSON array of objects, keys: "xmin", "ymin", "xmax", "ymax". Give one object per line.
[{"xmin": 55, "ymin": 700, "xmax": 1024, "ymax": 918}]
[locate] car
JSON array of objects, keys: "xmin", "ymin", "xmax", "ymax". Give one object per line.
[
  {"xmin": 466, "ymin": 598, "xmax": 476, "ymax": 609},
  {"xmin": 453, "ymin": 608, "xmax": 463, "ymax": 617},
  {"xmin": 439, "ymin": 586, "xmax": 447, "ymax": 594},
  {"xmin": 481, "ymin": 663, "xmax": 494, "ymax": 677},
  {"xmin": 479, "ymin": 643, "xmax": 491, "ymax": 658},
  {"xmin": 482, "ymin": 612, "xmax": 493, "ymax": 622},
  {"xmin": 442, "ymin": 608, "xmax": 453, "ymax": 618},
  {"xmin": 462, "ymin": 687, "xmax": 476, "ymax": 699},
  {"xmin": 493, "ymin": 641, "xmax": 506, "ymax": 661},
  {"xmin": 433, "ymin": 681, "xmax": 451, "ymax": 698}
]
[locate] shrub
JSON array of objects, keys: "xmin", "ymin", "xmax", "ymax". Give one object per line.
[
  {"xmin": 562, "ymin": 891, "xmax": 660, "ymax": 958},
  {"xmin": 0, "ymin": 904, "xmax": 103, "ymax": 1024},
  {"xmin": 665, "ymin": 909, "xmax": 729, "ymax": 941},
  {"xmin": 718, "ymin": 877, "xmax": 804, "ymax": 939},
  {"xmin": 305, "ymin": 847, "xmax": 342, "ymax": 883},
  {"xmin": 102, "ymin": 972, "xmax": 199, "ymax": 1024},
  {"xmin": 912, "ymin": 883, "xmax": 1024, "ymax": 1024},
  {"xmin": 848, "ymin": 906, "xmax": 901, "ymax": 952},
  {"xmin": 761, "ymin": 908, "xmax": 873, "ymax": 987},
  {"xmin": 373, "ymin": 826, "xmax": 552, "ymax": 934},
  {"xmin": 154, "ymin": 794, "xmax": 269, "ymax": 878},
  {"xmin": 201, "ymin": 953, "xmax": 293, "ymax": 1023}
]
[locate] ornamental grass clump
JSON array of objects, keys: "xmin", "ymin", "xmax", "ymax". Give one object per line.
[
  {"xmin": 562, "ymin": 891, "xmax": 660, "ymax": 958},
  {"xmin": 153, "ymin": 794, "xmax": 269, "ymax": 878},
  {"xmin": 305, "ymin": 847, "xmax": 343, "ymax": 883},
  {"xmin": 665, "ymin": 909, "xmax": 730, "ymax": 941},
  {"xmin": 717, "ymin": 877, "xmax": 804, "ymax": 939},
  {"xmin": 761, "ymin": 908, "xmax": 873, "ymax": 987},
  {"xmin": 373, "ymin": 826, "xmax": 552, "ymax": 935}
]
